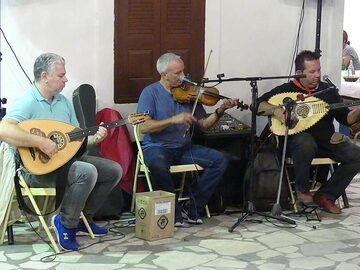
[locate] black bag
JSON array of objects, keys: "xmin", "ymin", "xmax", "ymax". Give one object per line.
[
  {"xmin": 73, "ymin": 84, "xmax": 124, "ymax": 219},
  {"xmin": 244, "ymin": 136, "xmax": 289, "ymax": 211}
]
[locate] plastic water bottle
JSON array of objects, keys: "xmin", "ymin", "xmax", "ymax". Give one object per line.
[{"xmin": 348, "ymin": 59, "xmax": 355, "ymax": 76}]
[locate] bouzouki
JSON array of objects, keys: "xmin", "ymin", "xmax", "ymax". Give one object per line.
[
  {"xmin": 18, "ymin": 112, "xmax": 149, "ymax": 175},
  {"xmin": 269, "ymin": 92, "xmax": 360, "ymax": 136}
]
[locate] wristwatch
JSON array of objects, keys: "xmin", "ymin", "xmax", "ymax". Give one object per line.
[{"xmin": 215, "ymin": 108, "xmax": 224, "ymax": 118}]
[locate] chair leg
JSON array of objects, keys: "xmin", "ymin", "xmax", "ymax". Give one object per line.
[
  {"xmin": 328, "ymin": 164, "xmax": 349, "ymax": 208},
  {"xmin": 285, "ymin": 166, "xmax": 298, "ymax": 213},
  {"xmin": 36, "ymin": 196, "xmax": 51, "ymax": 233},
  {"xmin": 131, "ymin": 159, "xmax": 141, "ymax": 212},
  {"xmin": 42, "ymin": 196, "xmax": 50, "ymax": 213},
  {"xmin": 311, "ymin": 166, "xmax": 319, "ymax": 190},
  {"xmin": 205, "ymin": 205, "xmax": 211, "ymax": 218},
  {"xmin": 6, "ymin": 226, "xmax": 14, "ymax": 245},
  {"xmin": 0, "ymin": 189, "xmax": 15, "ymax": 245},
  {"xmin": 179, "ymin": 173, "xmax": 187, "ymax": 198},
  {"xmin": 342, "ymin": 192, "xmax": 350, "ymax": 208},
  {"xmin": 19, "ymin": 174, "xmax": 60, "ymax": 253},
  {"xmin": 144, "ymin": 169, "xmax": 153, "ymax": 191},
  {"xmin": 28, "ymin": 194, "xmax": 60, "ymax": 253},
  {"xmin": 80, "ymin": 211, "xmax": 94, "ymax": 239}
]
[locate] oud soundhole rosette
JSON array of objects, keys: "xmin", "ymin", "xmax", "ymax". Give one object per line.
[
  {"xmin": 295, "ymin": 104, "xmax": 311, "ymax": 119},
  {"xmin": 48, "ymin": 131, "xmax": 66, "ymax": 150}
]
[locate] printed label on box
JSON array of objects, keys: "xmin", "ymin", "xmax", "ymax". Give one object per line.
[{"xmin": 154, "ymin": 201, "xmax": 171, "ymax": 215}]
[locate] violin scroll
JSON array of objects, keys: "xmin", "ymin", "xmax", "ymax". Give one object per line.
[{"xmin": 236, "ymin": 100, "xmax": 249, "ymax": 111}]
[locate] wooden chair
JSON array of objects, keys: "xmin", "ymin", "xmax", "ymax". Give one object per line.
[
  {"xmin": 285, "ymin": 157, "xmax": 349, "ymax": 213},
  {"xmin": 131, "ymin": 125, "xmax": 210, "ymax": 218},
  {"xmin": 0, "ymin": 166, "xmax": 95, "ymax": 253}
]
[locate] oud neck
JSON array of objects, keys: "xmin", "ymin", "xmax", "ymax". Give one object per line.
[
  {"xmin": 329, "ymin": 99, "xmax": 360, "ymax": 110},
  {"xmin": 67, "ymin": 118, "xmax": 127, "ymax": 141}
]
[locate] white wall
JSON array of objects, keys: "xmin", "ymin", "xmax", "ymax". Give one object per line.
[
  {"xmin": 0, "ymin": 0, "xmax": 345, "ymax": 135},
  {"xmin": 344, "ymin": 0, "xmax": 360, "ymax": 54},
  {"xmin": 206, "ymin": 0, "xmax": 345, "ymax": 130}
]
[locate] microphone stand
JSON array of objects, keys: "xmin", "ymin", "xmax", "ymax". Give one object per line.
[
  {"xmin": 190, "ymin": 74, "xmax": 304, "ymax": 232},
  {"xmin": 269, "ymin": 98, "xmax": 297, "ymax": 224}
]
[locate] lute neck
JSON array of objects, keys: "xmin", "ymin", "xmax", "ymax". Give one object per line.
[
  {"xmin": 67, "ymin": 118, "xmax": 128, "ymax": 141},
  {"xmin": 328, "ymin": 99, "xmax": 360, "ymax": 110}
]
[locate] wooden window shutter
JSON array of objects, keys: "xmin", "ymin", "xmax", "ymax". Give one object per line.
[{"xmin": 114, "ymin": 0, "xmax": 205, "ymax": 103}]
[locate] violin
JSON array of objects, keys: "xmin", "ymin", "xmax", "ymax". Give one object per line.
[{"xmin": 171, "ymin": 83, "xmax": 249, "ymax": 111}]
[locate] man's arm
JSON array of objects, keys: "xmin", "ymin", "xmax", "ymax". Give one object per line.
[
  {"xmin": 197, "ymin": 98, "xmax": 239, "ymax": 131},
  {"xmin": 258, "ymin": 101, "xmax": 285, "ymax": 124},
  {"xmin": 347, "ymin": 108, "xmax": 360, "ymax": 125},
  {"xmin": 139, "ymin": 112, "xmax": 197, "ymax": 134},
  {"xmin": 87, "ymin": 123, "xmax": 108, "ymax": 146},
  {"xmin": 0, "ymin": 119, "xmax": 58, "ymax": 157}
]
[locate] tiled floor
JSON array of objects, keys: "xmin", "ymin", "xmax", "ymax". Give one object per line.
[{"xmin": 1, "ymin": 181, "xmax": 360, "ymax": 270}]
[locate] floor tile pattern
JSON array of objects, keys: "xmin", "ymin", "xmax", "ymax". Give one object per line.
[{"xmin": 1, "ymin": 181, "xmax": 360, "ymax": 269}]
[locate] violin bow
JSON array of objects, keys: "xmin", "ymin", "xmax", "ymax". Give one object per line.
[
  {"xmin": 190, "ymin": 49, "xmax": 213, "ymax": 116},
  {"xmin": 184, "ymin": 50, "xmax": 213, "ymax": 137}
]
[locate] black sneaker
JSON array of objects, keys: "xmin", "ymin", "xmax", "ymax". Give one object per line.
[
  {"xmin": 174, "ymin": 221, "xmax": 190, "ymax": 228},
  {"xmin": 181, "ymin": 209, "xmax": 203, "ymax": 225}
]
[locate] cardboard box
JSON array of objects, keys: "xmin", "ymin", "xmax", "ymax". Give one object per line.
[{"xmin": 135, "ymin": 190, "xmax": 175, "ymax": 241}]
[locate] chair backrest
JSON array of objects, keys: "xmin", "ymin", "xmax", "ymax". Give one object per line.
[{"xmin": 72, "ymin": 84, "xmax": 96, "ymax": 128}]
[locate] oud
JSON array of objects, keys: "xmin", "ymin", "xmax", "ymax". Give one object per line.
[
  {"xmin": 18, "ymin": 112, "xmax": 149, "ymax": 175},
  {"xmin": 268, "ymin": 92, "xmax": 360, "ymax": 136}
]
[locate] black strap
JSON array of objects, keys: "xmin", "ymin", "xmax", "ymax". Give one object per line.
[{"xmin": 13, "ymin": 155, "xmax": 74, "ymax": 217}]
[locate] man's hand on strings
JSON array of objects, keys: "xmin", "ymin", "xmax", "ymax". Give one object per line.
[
  {"xmin": 274, "ymin": 107, "xmax": 286, "ymax": 124},
  {"xmin": 38, "ymin": 137, "xmax": 58, "ymax": 158},
  {"xmin": 93, "ymin": 123, "xmax": 108, "ymax": 144},
  {"xmin": 218, "ymin": 98, "xmax": 239, "ymax": 113}
]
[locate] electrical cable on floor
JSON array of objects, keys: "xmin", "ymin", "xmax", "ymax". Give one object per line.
[
  {"xmin": 264, "ymin": 215, "xmax": 298, "ymax": 229},
  {"xmin": 17, "ymin": 218, "xmax": 128, "ymax": 263}
]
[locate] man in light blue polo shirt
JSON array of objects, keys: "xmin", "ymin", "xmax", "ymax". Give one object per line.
[{"xmin": 0, "ymin": 53, "xmax": 122, "ymax": 251}]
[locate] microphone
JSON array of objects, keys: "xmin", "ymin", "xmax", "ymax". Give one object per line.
[
  {"xmin": 282, "ymin": 97, "xmax": 294, "ymax": 105},
  {"xmin": 180, "ymin": 75, "xmax": 198, "ymax": 86},
  {"xmin": 322, "ymin": 75, "xmax": 337, "ymax": 89}
]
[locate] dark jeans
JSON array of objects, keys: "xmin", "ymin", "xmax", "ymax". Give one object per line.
[
  {"xmin": 287, "ymin": 132, "xmax": 360, "ymax": 201},
  {"xmin": 143, "ymin": 144, "xmax": 228, "ymax": 221}
]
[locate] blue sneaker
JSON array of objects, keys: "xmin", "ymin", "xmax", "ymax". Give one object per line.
[
  {"xmin": 51, "ymin": 215, "xmax": 80, "ymax": 251},
  {"xmin": 76, "ymin": 220, "xmax": 108, "ymax": 236}
]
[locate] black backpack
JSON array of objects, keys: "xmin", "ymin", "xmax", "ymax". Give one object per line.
[{"xmin": 244, "ymin": 135, "xmax": 289, "ymax": 211}]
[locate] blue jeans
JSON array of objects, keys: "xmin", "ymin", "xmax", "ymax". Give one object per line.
[
  {"xmin": 287, "ymin": 132, "xmax": 360, "ymax": 201},
  {"xmin": 143, "ymin": 144, "xmax": 228, "ymax": 221}
]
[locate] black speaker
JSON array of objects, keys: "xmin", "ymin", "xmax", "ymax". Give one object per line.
[{"xmin": 193, "ymin": 114, "xmax": 252, "ymax": 214}]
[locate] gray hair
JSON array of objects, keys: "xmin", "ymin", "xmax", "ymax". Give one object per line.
[
  {"xmin": 33, "ymin": 53, "xmax": 65, "ymax": 81},
  {"xmin": 156, "ymin": 52, "xmax": 181, "ymax": 74}
]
